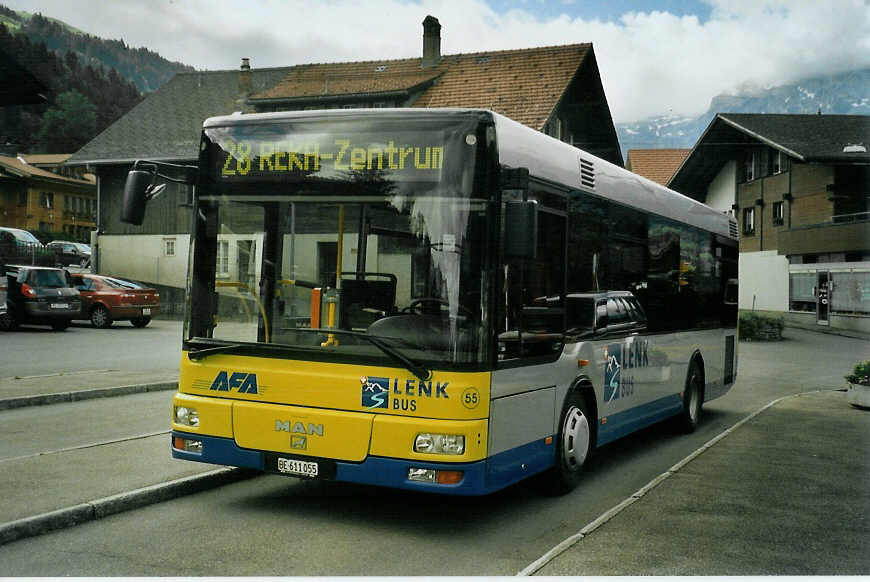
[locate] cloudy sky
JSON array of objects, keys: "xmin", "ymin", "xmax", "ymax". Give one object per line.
[{"xmin": 6, "ymin": 0, "xmax": 870, "ymax": 122}]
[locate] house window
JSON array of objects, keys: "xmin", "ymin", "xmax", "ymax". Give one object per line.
[
  {"xmin": 40, "ymin": 192, "xmax": 54, "ymax": 209},
  {"xmin": 18, "ymin": 192, "xmax": 27, "ymax": 206},
  {"xmin": 164, "ymin": 238, "xmax": 176, "ymax": 257},
  {"xmin": 768, "ymin": 148, "xmax": 784, "ymax": 175},
  {"xmin": 742, "ymin": 207, "xmax": 755, "ymax": 235},
  {"xmin": 743, "ymin": 150, "xmax": 757, "ymax": 182},
  {"xmin": 217, "ymin": 240, "xmax": 230, "ymax": 276},
  {"xmin": 772, "ymin": 201, "xmax": 784, "ymax": 226}
]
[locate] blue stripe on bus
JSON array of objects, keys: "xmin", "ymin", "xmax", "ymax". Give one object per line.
[
  {"xmin": 171, "ymin": 431, "xmax": 264, "ymax": 469},
  {"xmin": 485, "ymin": 438, "xmax": 555, "ymax": 488},
  {"xmin": 596, "ymin": 393, "xmax": 683, "ymax": 446},
  {"xmin": 170, "ymin": 431, "xmax": 555, "ymax": 495}
]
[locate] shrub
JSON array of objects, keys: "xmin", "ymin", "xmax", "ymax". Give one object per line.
[
  {"xmin": 846, "ymin": 359, "xmax": 870, "ymax": 386},
  {"xmin": 739, "ymin": 312, "xmax": 784, "ymax": 341}
]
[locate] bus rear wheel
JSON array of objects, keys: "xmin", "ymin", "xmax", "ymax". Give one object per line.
[{"xmin": 542, "ymin": 391, "xmax": 592, "ymax": 495}]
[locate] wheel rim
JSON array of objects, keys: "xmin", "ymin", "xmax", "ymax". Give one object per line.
[
  {"xmin": 92, "ymin": 308, "xmax": 107, "ymax": 326},
  {"xmin": 562, "ymin": 405, "xmax": 590, "ymax": 470}
]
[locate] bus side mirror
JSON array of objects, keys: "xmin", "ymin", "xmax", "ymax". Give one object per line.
[
  {"xmin": 504, "ymin": 200, "xmax": 538, "ymax": 260},
  {"xmin": 121, "ymin": 167, "xmax": 166, "ymax": 225}
]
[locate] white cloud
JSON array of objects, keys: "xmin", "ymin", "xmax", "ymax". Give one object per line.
[{"xmin": 7, "ymin": 0, "xmax": 870, "ymax": 122}]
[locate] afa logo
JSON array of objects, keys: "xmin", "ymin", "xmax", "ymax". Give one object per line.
[
  {"xmin": 361, "ymin": 376, "xmax": 390, "ymax": 409},
  {"xmin": 210, "ymin": 370, "xmax": 259, "ymax": 394}
]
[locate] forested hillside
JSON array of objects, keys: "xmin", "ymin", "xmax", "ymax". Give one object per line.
[
  {"xmin": 0, "ymin": 5, "xmax": 193, "ymax": 154},
  {"xmin": 15, "ymin": 10, "xmax": 193, "ymax": 93}
]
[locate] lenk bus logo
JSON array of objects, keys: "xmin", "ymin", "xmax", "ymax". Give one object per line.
[
  {"xmin": 209, "ymin": 370, "xmax": 259, "ymax": 394},
  {"xmin": 360, "ymin": 375, "xmax": 449, "ymax": 411},
  {"xmin": 604, "ymin": 339, "xmax": 650, "ymax": 403}
]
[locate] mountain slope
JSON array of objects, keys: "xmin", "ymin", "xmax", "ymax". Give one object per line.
[
  {"xmin": 617, "ymin": 68, "xmax": 870, "ymax": 155},
  {"xmin": 1, "ymin": 6, "xmax": 193, "ymax": 92}
]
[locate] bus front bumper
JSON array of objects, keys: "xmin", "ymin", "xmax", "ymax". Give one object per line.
[{"xmin": 171, "ymin": 431, "xmax": 499, "ymax": 495}]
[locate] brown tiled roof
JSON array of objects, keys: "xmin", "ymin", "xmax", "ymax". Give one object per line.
[
  {"xmin": 18, "ymin": 153, "xmax": 72, "ymax": 165},
  {"xmin": 254, "ymin": 61, "xmax": 441, "ymax": 101},
  {"xmin": 251, "ymin": 44, "xmax": 591, "ymax": 131},
  {"xmin": 0, "ymin": 155, "xmax": 95, "ymax": 186},
  {"xmin": 625, "ymin": 148, "xmax": 690, "ymax": 186}
]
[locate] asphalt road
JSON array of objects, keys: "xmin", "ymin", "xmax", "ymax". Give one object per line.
[
  {"xmin": 0, "ymin": 319, "xmax": 183, "ymax": 378},
  {"xmin": 0, "ymin": 328, "xmax": 864, "ymax": 575}
]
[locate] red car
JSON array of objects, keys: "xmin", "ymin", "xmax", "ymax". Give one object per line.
[{"xmin": 70, "ymin": 274, "xmax": 160, "ymax": 328}]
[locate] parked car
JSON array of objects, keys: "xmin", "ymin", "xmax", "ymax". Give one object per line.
[
  {"xmin": 565, "ymin": 290, "xmax": 648, "ymax": 337},
  {"xmin": 46, "ymin": 240, "xmax": 91, "ymax": 267},
  {"xmin": 70, "ymin": 273, "xmax": 160, "ymax": 328},
  {"xmin": 0, "ymin": 264, "xmax": 81, "ymax": 331},
  {"xmin": 0, "ymin": 227, "xmax": 42, "ymax": 249}
]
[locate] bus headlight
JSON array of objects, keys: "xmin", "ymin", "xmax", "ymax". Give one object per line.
[
  {"xmin": 174, "ymin": 406, "xmax": 199, "ymax": 427},
  {"xmin": 414, "ymin": 433, "xmax": 465, "ymax": 455}
]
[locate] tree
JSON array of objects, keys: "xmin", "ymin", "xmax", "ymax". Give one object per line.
[{"xmin": 34, "ymin": 90, "xmax": 97, "ymax": 153}]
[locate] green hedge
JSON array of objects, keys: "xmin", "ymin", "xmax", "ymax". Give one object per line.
[
  {"xmin": 846, "ymin": 359, "xmax": 870, "ymax": 386},
  {"xmin": 739, "ymin": 312, "xmax": 784, "ymax": 341}
]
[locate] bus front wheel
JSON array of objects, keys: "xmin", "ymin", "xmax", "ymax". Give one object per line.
[
  {"xmin": 678, "ymin": 361, "xmax": 704, "ymax": 433},
  {"xmin": 543, "ymin": 391, "xmax": 592, "ymax": 495}
]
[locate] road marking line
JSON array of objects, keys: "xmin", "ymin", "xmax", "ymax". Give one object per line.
[
  {"xmin": 0, "ymin": 431, "xmax": 171, "ymax": 464},
  {"xmin": 8, "ymin": 369, "xmax": 118, "ymax": 380},
  {"xmin": 517, "ymin": 390, "xmax": 828, "ymax": 576}
]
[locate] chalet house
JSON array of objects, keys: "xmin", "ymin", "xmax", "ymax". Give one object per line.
[
  {"xmin": 0, "ymin": 154, "xmax": 96, "ymax": 241},
  {"xmin": 669, "ymin": 113, "xmax": 870, "ymax": 334},
  {"xmin": 67, "ymin": 16, "xmax": 622, "ymax": 311}
]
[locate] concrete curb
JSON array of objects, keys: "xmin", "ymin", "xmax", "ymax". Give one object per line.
[
  {"xmin": 0, "ymin": 381, "xmax": 178, "ymax": 411},
  {"xmin": 0, "ymin": 467, "xmax": 257, "ymax": 546}
]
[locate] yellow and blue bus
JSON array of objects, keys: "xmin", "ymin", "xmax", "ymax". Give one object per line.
[{"xmin": 123, "ymin": 108, "xmax": 738, "ymax": 495}]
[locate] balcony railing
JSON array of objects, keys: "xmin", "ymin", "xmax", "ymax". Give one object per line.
[
  {"xmin": 777, "ymin": 218, "xmax": 870, "ymax": 256},
  {"xmin": 832, "ymin": 211, "xmax": 870, "ymax": 224}
]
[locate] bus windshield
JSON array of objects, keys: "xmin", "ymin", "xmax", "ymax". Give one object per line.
[{"xmin": 186, "ymin": 115, "xmax": 493, "ymax": 370}]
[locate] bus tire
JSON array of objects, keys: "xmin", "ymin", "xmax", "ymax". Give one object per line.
[
  {"xmin": 678, "ymin": 361, "xmax": 704, "ymax": 433},
  {"xmin": 542, "ymin": 391, "xmax": 592, "ymax": 495}
]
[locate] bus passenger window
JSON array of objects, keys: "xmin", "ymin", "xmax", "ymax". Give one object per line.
[{"xmin": 499, "ymin": 205, "xmax": 567, "ymax": 361}]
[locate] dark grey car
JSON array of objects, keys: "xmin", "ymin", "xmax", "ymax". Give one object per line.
[
  {"xmin": 46, "ymin": 241, "xmax": 91, "ymax": 267},
  {"xmin": 0, "ymin": 265, "xmax": 81, "ymax": 331}
]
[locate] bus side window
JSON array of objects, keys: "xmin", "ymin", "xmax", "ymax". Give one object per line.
[{"xmin": 499, "ymin": 199, "xmax": 567, "ymax": 362}]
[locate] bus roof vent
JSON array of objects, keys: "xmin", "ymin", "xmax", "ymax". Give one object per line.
[
  {"xmin": 729, "ymin": 219, "xmax": 738, "ymax": 238},
  {"xmin": 579, "ymin": 157, "xmax": 595, "ymax": 190}
]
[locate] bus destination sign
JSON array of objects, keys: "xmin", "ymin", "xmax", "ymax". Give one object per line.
[{"xmin": 216, "ymin": 136, "xmax": 445, "ymax": 182}]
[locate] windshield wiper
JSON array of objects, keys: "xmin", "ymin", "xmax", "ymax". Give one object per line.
[
  {"xmin": 187, "ymin": 342, "xmax": 245, "ymax": 361},
  {"xmin": 302, "ymin": 328, "xmax": 432, "ymax": 382}
]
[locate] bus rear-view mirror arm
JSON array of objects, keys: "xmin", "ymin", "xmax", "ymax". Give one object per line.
[{"xmin": 121, "ymin": 160, "xmax": 198, "ymax": 225}]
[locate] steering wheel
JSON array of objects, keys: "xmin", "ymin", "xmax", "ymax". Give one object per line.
[{"xmin": 407, "ymin": 297, "xmax": 473, "ymax": 318}]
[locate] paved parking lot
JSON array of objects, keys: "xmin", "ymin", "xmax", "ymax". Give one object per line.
[{"xmin": 0, "ymin": 319, "xmax": 183, "ymax": 378}]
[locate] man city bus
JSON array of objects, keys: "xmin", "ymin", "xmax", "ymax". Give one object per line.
[{"xmin": 122, "ymin": 108, "xmax": 738, "ymax": 495}]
